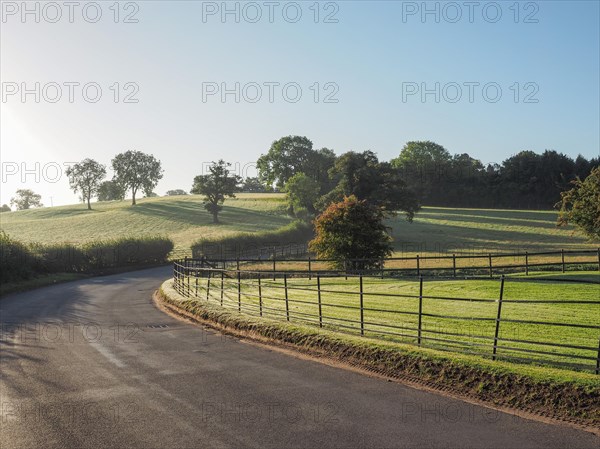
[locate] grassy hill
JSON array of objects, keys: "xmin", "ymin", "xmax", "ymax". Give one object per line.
[
  {"xmin": 0, "ymin": 194, "xmax": 595, "ymax": 256},
  {"xmin": 388, "ymin": 207, "xmax": 595, "ymax": 255},
  {"xmin": 0, "ymin": 194, "xmax": 292, "ymax": 254}
]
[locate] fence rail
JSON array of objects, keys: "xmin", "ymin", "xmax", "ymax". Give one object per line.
[
  {"xmin": 172, "ymin": 251, "xmax": 600, "ymax": 374},
  {"xmin": 195, "ymin": 248, "xmax": 600, "ymax": 279}
]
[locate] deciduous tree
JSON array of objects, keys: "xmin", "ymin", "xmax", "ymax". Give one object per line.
[
  {"xmin": 10, "ymin": 189, "xmax": 43, "ymax": 210},
  {"xmin": 65, "ymin": 158, "xmax": 107, "ymax": 210},
  {"xmin": 191, "ymin": 160, "xmax": 242, "ymax": 224},
  {"xmin": 111, "ymin": 151, "xmax": 163, "ymax": 205},
  {"xmin": 309, "ymin": 195, "xmax": 393, "ymax": 271},
  {"xmin": 97, "ymin": 181, "xmax": 126, "ymax": 201},
  {"xmin": 557, "ymin": 166, "xmax": 600, "ymax": 241},
  {"xmin": 284, "ymin": 173, "xmax": 320, "ymax": 217}
]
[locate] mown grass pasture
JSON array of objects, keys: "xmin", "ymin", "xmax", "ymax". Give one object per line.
[
  {"xmin": 1, "ymin": 195, "xmax": 596, "ymax": 258},
  {"xmin": 194, "ymin": 271, "xmax": 600, "ymax": 371}
]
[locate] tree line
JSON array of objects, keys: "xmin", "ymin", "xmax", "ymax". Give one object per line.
[
  {"xmin": 256, "ymin": 137, "xmax": 599, "ymax": 211},
  {"xmin": 4, "ymin": 137, "xmax": 597, "ymax": 219}
]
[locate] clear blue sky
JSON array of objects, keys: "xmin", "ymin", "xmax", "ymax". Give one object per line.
[{"xmin": 1, "ymin": 1, "xmax": 599, "ymax": 206}]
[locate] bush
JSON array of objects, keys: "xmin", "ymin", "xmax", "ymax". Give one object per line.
[
  {"xmin": 0, "ymin": 231, "xmax": 39, "ymax": 282},
  {"xmin": 557, "ymin": 166, "xmax": 600, "ymax": 241},
  {"xmin": 1, "ymin": 233, "xmax": 174, "ymax": 282},
  {"xmin": 191, "ymin": 221, "xmax": 313, "ymax": 259},
  {"xmin": 309, "ymin": 195, "xmax": 393, "ymax": 271}
]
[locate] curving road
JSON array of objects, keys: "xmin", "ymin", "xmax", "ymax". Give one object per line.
[{"xmin": 1, "ymin": 267, "xmax": 598, "ymax": 449}]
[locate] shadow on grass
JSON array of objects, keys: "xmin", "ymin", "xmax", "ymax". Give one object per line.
[
  {"xmin": 128, "ymin": 200, "xmax": 290, "ymax": 231},
  {"xmin": 417, "ymin": 211, "xmax": 562, "ymax": 230},
  {"xmin": 387, "ymin": 218, "xmax": 591, "ymax": 252}
]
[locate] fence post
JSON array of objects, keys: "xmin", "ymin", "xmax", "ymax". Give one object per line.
[
  {"xmin": 488, "ymin": 253, "xmax": 493, "ymax": 278},
  {"xmin": 174, "ymin": 262, "xmax": 178, "ymax": 292},
  {"xmin": 236, "ymin": 257, "xmax": 240, "ymax": 273},
  {"xmin": 317, "ymin": 275, "xmax": 322, "ymax": 328},
  {"xmin": 492, "ymin": 275, "xmax": 505, "ymax": 361},
  {"xmin": 184, "ymin": 257, "xmax": 189, "ymax": 297},
  {"xmin": 359, "ymin": 274, "xmax": 364, "ymax": 336},
  {"xmin": 525, "ymin": 251, "xmax": 529, "ymax": 276},
  {"xmin": 237, "ymin": 270, "xmax": 241, "ymax": 312},
  {"xmin": 596, "ymin": 337, "xmax": 600, "ymax": 375},
  {"xmin": 206, "ymin": 270, "xmax": 211, "ymax": 300},
  {"xmin": 258, "ymin": 274, "xmax": 263, "ymax": 317},
  {"xmin": 308, "ymin": 256, "xmax": 312, "ymax": 280},
  {"xmin": 284, "ymin": 274, "xmax": 289, "ymax": 321},
  {"xmin": 416, "ymin": 255, "xmax": 420, "ymax": 277},
  {"xmin": 273, "ymin": 250, "xmax": 276, "ymax": 281},
  {"xmin": 195, "ymin": 270, "xmax": 199, "ymax": 297},
  {"xmin": 452, "ymin": 254, "xmax": 456, "ymax": 278},
  {"xmin": 220, "ymin": 270, "xmax": 224, "ymax": 306},
  {"xmin": 417, "ymin": 275, "xmax": 423, "ymax": 345},
  {"xmin": 561, "ymin": 249, "xmax": 565, "ymax": 273},
  {"xmin": 187, "ymin": 266, "xmax": 190, "ymax": 297}
]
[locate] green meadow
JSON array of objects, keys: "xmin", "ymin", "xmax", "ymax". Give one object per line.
[{"xmin": 1, "ymin": 194, "xmax": 595, "ymax": 257}]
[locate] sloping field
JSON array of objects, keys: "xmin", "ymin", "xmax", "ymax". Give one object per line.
[
  {"xmin": 0, "ymin": 194, "xmax": 291, "ymax": 253},
  {"xmin": 1, "ymin": 196, "xmax": 595, "ymax": 256}
]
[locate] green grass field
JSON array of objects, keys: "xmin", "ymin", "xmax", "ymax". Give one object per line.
[
  {"xmin": 0, "ymin": 195, "xmax": 596, "ymax": 258},
  {"xmin": 203, "ymin": 271, "xmax": 599, "ymax": 371},
  {"xmin": 0, "ymin": 194, "xmax": 291, "ymax": 253}
]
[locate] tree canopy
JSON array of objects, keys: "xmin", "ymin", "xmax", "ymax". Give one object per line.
[
  {"xmin": 309, "ymin": 195, "xmax": 393, "ymax": 271},
  {"xmin": 257, "ymin": 135, "xmax": 335, "ymax": 193},
  {"xmin": 111, "ymin": 151, "xmax": 163, "ymax": 205},
  {"xmin": 10, "ymin": 189, "xmax": 43, "ymax": 210},
  {"xmin": 283, "ymin": 172, "xmax": 320, "ymax": 217},
  {"xmin": 320, "ymin": 151, "xmax": 420, "ymax": 220},
  {"xmin": 557, "ymin": 166, "xmax": 600, "ymax": 241},
  {"xmin": 65, "ymin": 158, "xmax": 106, "ymax": 210},
  {"xmin": 191, "ymin": 160, "xmax": 242, "ymax": 224},
  {"xmin": 97, "ymin": 181, "xmax": 126, "ymax": 202},
  {"xmin": 166, "ymin": 189, "xmax": 188, "ymax": 196}
]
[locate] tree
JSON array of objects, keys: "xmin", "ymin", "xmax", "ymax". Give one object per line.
[
  {"xmin": 111, "ymin": 150, "xmax": 163, "ymax": 205},
  {"xmin": 191, "ymin": 160, "xmax": 242, "ymax": 224},
  {"xmin": 257, "ymin": 136, "xmax": 335, "ymax": 192},
  {"xmin": 320, "ymin": 151, "xmax": 420, "ymax": 220},
  {"xmin": 241, "ymin": 177, "xmax": 266, "ymax": 193},
  {"xmin": 165, "ymin": 189, "xmax": 188, "ymax": 196},
  {"xmin": 557, "ymin": 166, "xmax": 600, "ymax": 240},
  {"xmin": 97, "ymin": 181, "xmax": 126, "ymax": 201},
  {"xmin": 0, "ymin": 204, "xmax": 11, "ymax": 213},
  {"xmin": 391, "ymin": 141, "xmax": 452, "ymax": 202},
  {"xmin": 10, "ymin": 189, "xmax": 43, "ymax": 210},
  {"xmin": 284, "ymin": 173, "xmax": 320, "ymax": 217},
  {"xmin": 309, "ymin": 195, "xmax": 393, "ymax": 271},
  {"xmin": 65, "ymin": 158, "xmax": 106, "ymax": 210}
]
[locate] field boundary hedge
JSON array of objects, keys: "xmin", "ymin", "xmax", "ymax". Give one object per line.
[
  {"xmin": 0, "ymin": 231, "xmax": 174, "ymax": 283},
  {"xmin": 190, "ymin": 220, "xmax": 313, "ymax": 259}
]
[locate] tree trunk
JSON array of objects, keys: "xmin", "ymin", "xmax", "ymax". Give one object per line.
[
  {"xmin": 212, "ymin": 212, "xmax": 219, "ymax": 224},
  {"xmin": 87, "ymin": 196, "xmax": 91, "ymax": 210},
  {"xmin": 132, "ymin": 189, "xmax": 137, "ymax": 206}
]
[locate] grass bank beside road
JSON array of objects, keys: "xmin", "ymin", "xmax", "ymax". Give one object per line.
[{"xmin": 157, "ymin": 279, "xmax": 600, "ymax": 429}]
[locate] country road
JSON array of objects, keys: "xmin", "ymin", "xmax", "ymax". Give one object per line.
[{"xmin": 0, "ymin": 267, "xmax": 597, "ymax": 449}]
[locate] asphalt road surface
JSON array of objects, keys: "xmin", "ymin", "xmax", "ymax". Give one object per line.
[{"xmin": 1, "ymin": 267, "xmax": 598, "ymax": 449}]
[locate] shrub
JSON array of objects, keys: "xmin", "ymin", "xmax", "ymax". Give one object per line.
[
  {"xmin": 1, "ymin": 234, "xmax": 174, "ymax": 282},
  {"xmin": 309, "ymin": 195, "xmax": 393, "ymax": 271},
  {"xmin": 0, "ymin": 231, "xmax": 39, "ymax": 282},
  {"xmin": 191, "ymin": 221, "xmax": 313, "ymax": 259},
  {"xmin": 557, "ymin": 166, "xmax": 600, "ymax": 241}
]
